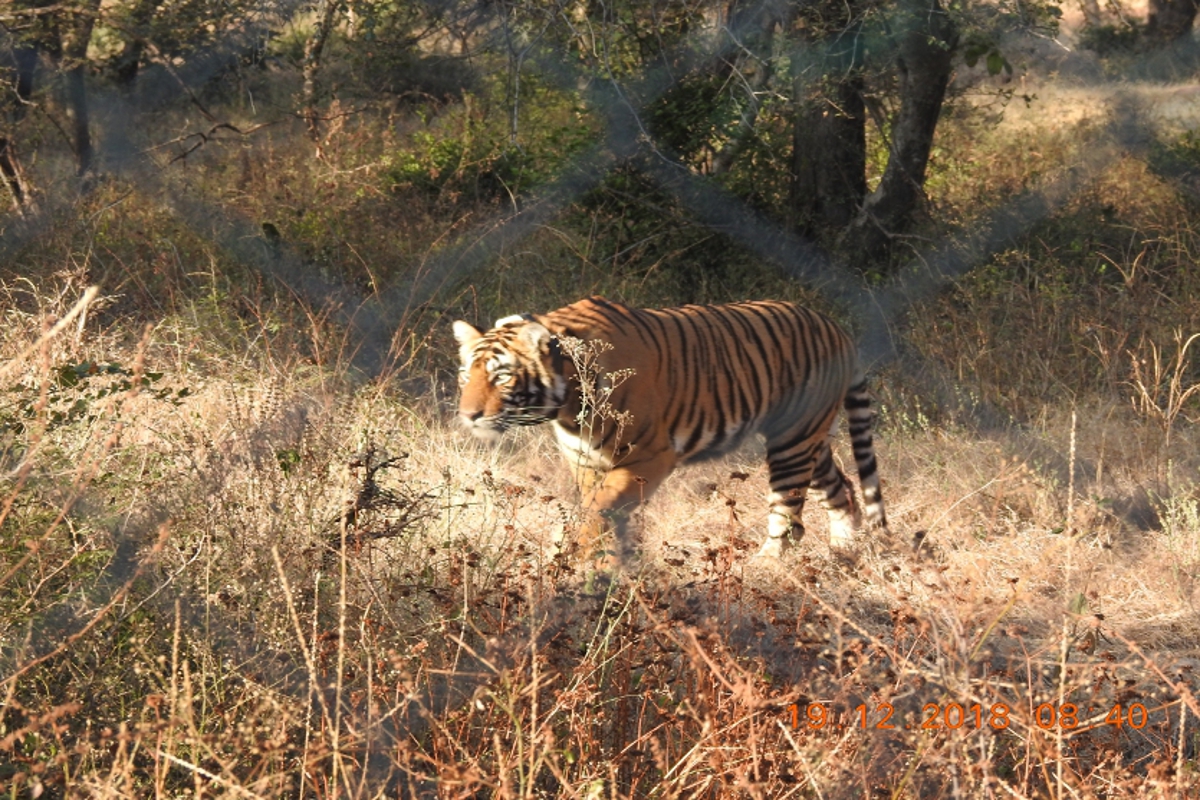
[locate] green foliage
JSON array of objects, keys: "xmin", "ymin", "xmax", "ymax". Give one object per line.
[
  {"xmin": 558, "ymin": 0, "xmax": 708, "ymax": 79},
  {"xmin": 647, "ymin": 70, "xmax": 740, "ymax": 166},
  {"xmin": 2, "ymin": 362, "xmax": 192, "ymax": 435},
  {"xmin": 572, "ymin": 168, "xmax": 749, "ymax": 296},
  {"xmin": 346, "ymin": 0, "xmax": 479, "ymax": 100},
  {"xmin": 275, "ymin": 0, "xmax": 481, "ymax": 102},
  {"xmin": 1077, "ymin": 21, "xmax": 1144, "ymax": 56},
  {"xmin": 1147, "ymin": 128, "xmax": 1200, "ymax": 181},
  {"xmin": 387, "ymin": 80, "xmax": 596, "ymax": 203},
  {"xmin": 127, "ymin": 0, "xmax": 265, "ymax": 59},
  {"xmin": 953, "ymin": 0, "xmax": 1062, "ymax": 42},
  {"xmin": 276, "ymin": 446, "xmax": 301, "ymax": 474},
  {"xmin": 266, "ymin": 18, "xmax": 312, "ymax": 65},
  {"xmin": 962, "ymin": 35, "xmax": 1014, "ymax": 77},
  {"xmin": 949, "ymin": 0, "xmax": 1060, "ymax": 91},
  {"xmin": 716, "ymin": 97, "xmax": 795, "ymax": 210}
]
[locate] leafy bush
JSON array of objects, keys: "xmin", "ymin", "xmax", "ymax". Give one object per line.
[
  {"xmin": 387, "ymin": 79, "xmax": 596, "ymax": 203},
  {"xmin": 2, "ymin": 361, "xmax": 192, "ymax": 435},
  {"xmin": 1078, "ymin": 22, "xmax": 1144, "ymax": 56},
  {"xmin": 1147, "ymin": 127, "xmax": 1200, "ymax": 181}
]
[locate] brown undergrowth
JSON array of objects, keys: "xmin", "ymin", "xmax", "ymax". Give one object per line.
[{"xmin": 1, "ymin": 274, "xmax": 1197, "ymax": 797}]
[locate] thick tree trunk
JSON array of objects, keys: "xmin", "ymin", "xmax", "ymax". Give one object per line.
[
  {"xmin": 789, "ymin": 11, "xmax": 868, "ymax": 236},
  {"xmin": 844, "ymin": 0, "xmax": 956, "ymax": 264},
  {"xmin": 64, "ymin": 67, "xmax": 92, "ymax": 175},
  {"xmin": 3, "ymin": 46, "xmax": 38, "ymax": 111},
  {"xmin": 1147, "ymin": 0, "xmax": 1200, "ymax": 41},
  {"xmin": 791, "ymin": 73, "xmax": 866, "ymax": 233}
]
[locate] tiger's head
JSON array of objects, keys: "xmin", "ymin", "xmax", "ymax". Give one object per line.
[{"xmin": 452, "ymin": 315, "xmax": 568, "ymax": 442}]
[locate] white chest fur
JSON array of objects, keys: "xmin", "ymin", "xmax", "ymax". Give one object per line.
[{"xmin": 552, "ymin": 422, "xmax": 612, "ymax": 471}]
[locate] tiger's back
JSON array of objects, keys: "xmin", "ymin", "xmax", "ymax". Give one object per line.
[
  {"xmin": 453, "ymin": 296, "xmax": 888, "ymax": 566},
  {"xmin": 544, "ymin": 298, "xmax": 860, "ymax": 463}
]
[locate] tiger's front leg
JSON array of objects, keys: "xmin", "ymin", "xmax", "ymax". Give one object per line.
[
  {"xmin": 574, "ymin": 453, "xmax": 675, "ymax": 571},
  {"xmin": 756, "ymin": 429, "xmax": 823, "ymax": 560}
]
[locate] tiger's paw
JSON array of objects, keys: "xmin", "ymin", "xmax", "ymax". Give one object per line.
[
  {"xmin": 752, "ymin": 535, "xmax": 788, "ymax": 560},
  {"xmin": 828, "ymin": 525, "xmax": 857, "ymax": 551}
]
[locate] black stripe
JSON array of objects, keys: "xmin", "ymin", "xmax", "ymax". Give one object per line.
[{"xmin": 770, "ymin": 464, "xmax": 819, "ymax": 482}]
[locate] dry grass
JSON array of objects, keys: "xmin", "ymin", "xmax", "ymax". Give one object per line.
[{"xmin": 2, "ymin": 272, "xmax": 1198, "ymax": 797}]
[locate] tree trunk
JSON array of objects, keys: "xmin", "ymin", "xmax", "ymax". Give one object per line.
[
  {"xmin": 64, "ymin": 67, "xmax": 92, "ymax": 175},
  {"xmin": 112, "ymin": 0, "xmax": 163, "ymax": 87},
  {"xmin": 709, "ymin": 1, "xmax": 784, "ymax": 176},
  {"xmin": 791, "ymin": 73, "xmax": 866, "ymax": 233},
  {"xmin": 0, "ymin": 44, "xmax": 39, "ymax": 212},
  {"xmin": 61, "ymin": 0, "xmax": 102, "ymax": 177},
  {"xmin": 302, "ymin": 0, "xmax": 342, "ymax": 141},
  {"xmin": 844, "ymin": 0, "xmax": 957, "ymax": 264},
  {"xmin": 1147, "ymin": 0, "xmax": 1199, "ymax": 42},
  {"xmin": 0, "ymin": 135, "xmax": 32, "ymax": 212},
  {"xmin": 789, "ymin": 12, "xmax": 868, "ymax": 236}
]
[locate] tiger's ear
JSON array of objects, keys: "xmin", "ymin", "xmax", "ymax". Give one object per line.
[
  {"xmin": 494, "ymin": 314, "xmax": 530, "ymax": 328},
  {"xmin": 453, "ymin": 321, "xmax": 483, "ymax": 360},
  {"xmin": 518, "ymin": 322, "xmax": 552, "ymax": 353},
  {"xmin": 453, "ymin": 320, "xmax": 483, "ymax": 345}
]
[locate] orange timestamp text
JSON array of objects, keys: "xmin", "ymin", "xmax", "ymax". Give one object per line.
[{"xmin": 787, "ymin": 702, "xmax": 1153, "ymax": 732}]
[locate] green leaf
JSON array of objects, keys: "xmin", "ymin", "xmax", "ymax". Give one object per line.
[
  {"xmin": 1068, "ymin": 592, "xmax": 1088, "ymax": 615},
  {"xmin": 56, "ymin": 364, "xmax": 83, "ymax": 387},
  {"xmin": 277, "ymin": 448, "xmax": 302, "ymax": 474},
  {"xmin": 963, "ymin": 41, "xmax": 989, "ymax": 68}
]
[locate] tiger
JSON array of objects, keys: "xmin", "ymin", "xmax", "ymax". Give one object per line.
[{"xmin": 452, "ymin": 296, "xmax": 888, "ymax": 568}]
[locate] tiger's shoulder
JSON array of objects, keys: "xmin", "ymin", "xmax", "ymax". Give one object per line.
[{"xmin": 543, "ymin": 296, "xmax": 633, "ymax": 332}]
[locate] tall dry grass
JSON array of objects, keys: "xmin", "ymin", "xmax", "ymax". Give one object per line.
[{"xmin": 2, "ymin": 266, "xmax": 1198, "ymax": 797}]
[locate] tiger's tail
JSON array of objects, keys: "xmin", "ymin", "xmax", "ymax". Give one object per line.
[{"xmin": 844, "ymin": 377, "xmax": 888, "ymax": 532}]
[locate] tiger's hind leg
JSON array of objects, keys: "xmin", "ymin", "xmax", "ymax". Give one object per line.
[
  {"xmin": 810, "ymin": 438, "xmax": 861, "ymax": 549},
  {"xmin": 844, "ymin": 378, "xmax": 888, "ymax": 532}
]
